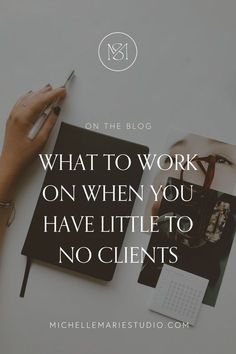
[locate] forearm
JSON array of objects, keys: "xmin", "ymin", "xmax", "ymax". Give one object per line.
[{"xmin": 0, "ymin": 85, "xmax": 65, "ymax": 247}]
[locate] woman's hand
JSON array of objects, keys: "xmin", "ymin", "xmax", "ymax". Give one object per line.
[{"xmin": 0, "ymin": 85, "xmax": 66, "ymax": 200}]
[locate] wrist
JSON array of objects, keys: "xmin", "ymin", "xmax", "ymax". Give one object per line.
[{"xmin": 0, "ymin": 157, "xmax": 20, "ymax": 201}]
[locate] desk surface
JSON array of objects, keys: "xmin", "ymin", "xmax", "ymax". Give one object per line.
[{"xmin": 0, "ymin": 1, "xmax": 236, "ymax": 353}]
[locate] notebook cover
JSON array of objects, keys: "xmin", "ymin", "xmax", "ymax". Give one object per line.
[{"xmin": 22, "ymin": 122, "xmax": 149, "ymax": 281}]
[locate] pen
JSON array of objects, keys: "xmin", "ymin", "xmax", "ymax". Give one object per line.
[{"xmin": 27, "ymin": 70, "xmax": 75, "ymax": 140}]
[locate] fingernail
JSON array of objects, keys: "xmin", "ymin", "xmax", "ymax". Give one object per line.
[{"xmin": 53, "ymin": 106, "xmax": 61, "ymax": 116}]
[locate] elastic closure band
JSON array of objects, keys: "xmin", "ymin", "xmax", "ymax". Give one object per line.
[{"xmin": 20, "ymin": 257, "xmax": 32, "ymax": 298}]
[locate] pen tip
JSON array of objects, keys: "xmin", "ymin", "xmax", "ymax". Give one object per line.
[
  {"xmin": 70, "ymin": 70, "xmax": 76, "ymax": 78},
  {"xmin": 63, "ymin": 70, "xmax": 76, "ymax": 88}
]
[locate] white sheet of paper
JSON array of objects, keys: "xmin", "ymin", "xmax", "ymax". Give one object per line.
[{"xmin": 149, "ymin": 264, "xmax": 209, "ymax": 326}]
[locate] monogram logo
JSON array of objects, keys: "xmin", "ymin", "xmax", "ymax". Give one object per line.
[{"xmin": 98, "ymin": 32, "xmax": 138, "ymax": 72}]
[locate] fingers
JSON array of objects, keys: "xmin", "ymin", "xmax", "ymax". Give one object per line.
[
  {"xmin": 35, "ymin": 87, "xmax": 66, "ymax": 111},
  {"xmin": 26, "ymin": 87, "xmax": 66, "ymax": 123},
  {"xmin": 15, "ymin": 83, "xmax": 52, "ymax": 106},
  {"xmin": 14, "ymin": 90, "xmax": 33, "ymax": 106},
  {"xmin": 42, "ymin": 87, "xmax": 66, "ymax": 105},
  {"xmin": 38, "ymin": 84, "xmax": 52, "ymax": 93},
  {"xmin": 14, "ymin": 84, "xmax": 51, "ymax": 112},
  {"xmin": 36, "ymin": 105, "xmax": 61, "ymax": 142}
]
